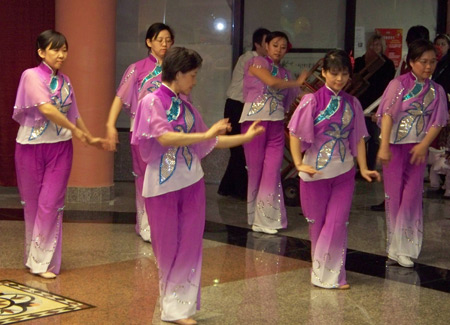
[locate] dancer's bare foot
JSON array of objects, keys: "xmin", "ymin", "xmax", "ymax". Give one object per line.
[{"xmin": 172, "ymin": 318, "xmax": 197, "ymax": 325}]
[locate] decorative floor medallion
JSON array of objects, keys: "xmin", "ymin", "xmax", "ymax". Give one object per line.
[{"xmin": 0, "ymin": 280, "xmax": 94, "ymax": 324}]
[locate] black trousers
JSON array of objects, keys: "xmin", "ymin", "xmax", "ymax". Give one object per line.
[
  {"xmin": 218, "ymin": 98, "xmax": 248, "ymax": 199},
  {"xmin": 365, "ymin": 116, "xmax": 380, "ymax": 170}
]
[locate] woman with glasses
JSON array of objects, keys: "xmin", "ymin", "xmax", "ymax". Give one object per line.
[
  {"xmin": 377, "ymin": 39, "xmax": 448, "ymax": 267},
  {"xmin": 104, "ymin": 23, "xmax": 175, "ymax": 242}
]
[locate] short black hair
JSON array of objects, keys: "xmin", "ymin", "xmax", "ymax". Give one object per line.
[
  {"xmin": 406, "ymin": 39, "xmax": 436, "ymax": 69},
  {"xmin": 145, "ymin": 23, "xmax": 174, "ymax": 49},
  {"xmin": 162, "ymin": 47, "xmax": 203, "ymax": 82},
  {"xmin": 406, "ymin": 25, "xmax": 430, "ymax": 45},
  {"xmin": 265, "ymin": 31, "xmax": 289, "ymax": 45},
  {"xmin": 322, "ymin": 49, "xmax": 353, "ymax": 76},
  {"xmin": 252, "ymin": 28, "xmax": 270, "ymax": 51},
  {"xmin": 37, "ymin": 30, "xmax": 67, "ymax": 52}
]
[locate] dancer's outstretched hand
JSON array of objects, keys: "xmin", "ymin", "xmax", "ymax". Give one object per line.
[
  {"xmin": 206, "ymin": 118, "xmax": 231, "ymax": 138},
  {"xmin": 244, "ymin": 120, "xmax": 265, "ymax": 140}
]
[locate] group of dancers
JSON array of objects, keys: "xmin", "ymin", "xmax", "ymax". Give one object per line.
[{"xmin": 12, "ymin": 22, "xmax": 448, "ymax": 324}]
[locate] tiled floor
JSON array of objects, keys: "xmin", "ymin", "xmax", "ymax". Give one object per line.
[{"xmin": 1, "ymin": 179, "xmax": 450, "ymax": 324}]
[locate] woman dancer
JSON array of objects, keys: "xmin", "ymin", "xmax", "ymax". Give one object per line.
[
  {"xmin": 105, "ymin": 23, "xmax": 175, "ymax": 242},
  {"xmin": 132, "ymin": 47, "xmax": 264, "ymax": 324},
  {"xmin": 377, "ymin": 39, "xmax": 448, "ymax": 267},
  {"xmin": 240, "ymin": 31, "xmax": 306, "ymax": 234},
  {"xmin": 289, "ymin": 50, "xmax": 380, "ymax": 289},
  {"xmin": 13, "ymin": 30, "xmax": 100, "ymax": 279}
]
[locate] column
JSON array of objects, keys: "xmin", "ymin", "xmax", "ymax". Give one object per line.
[{"xmin": 56, "ymin": 0, "xmax": 116, "ymax": 202}]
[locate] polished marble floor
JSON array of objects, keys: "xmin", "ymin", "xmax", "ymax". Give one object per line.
[{"xmin": 1, "ymin": 179, "xmax": 450, "ymax": 324}]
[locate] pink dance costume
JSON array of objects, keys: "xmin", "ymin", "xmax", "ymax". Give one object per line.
[
  {"xmin": 376, "ymin": 72, "xmax": 449, "ymax": 259},
  {"xmin": 13, "ymin": 62, "xmax": 80, "ymax": 275},
  {"xmin": 288, "ymin": 85, "xmax": 368, "ymax": 288},
  {"xmin": 131, "ymin": 84, "xmax": 217, "ymax": 321},
  {"xmin": 240, "ymin": 56, "xmax": 299, "ymax": 230},
  {"xmin": 116, "ymin": 53, "xmax": 164, "ymax": 241}
]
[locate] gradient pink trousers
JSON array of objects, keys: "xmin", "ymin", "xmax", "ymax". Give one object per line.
[
  {"xmin": 144, "ymin": 179, "xmax": 205, "ymax": 321},
  {"xmin": 300, "ymin": 168, "xmax": 355, "ymax": 288},
  {"xmin": 383, "ymin": 143, "xmax": 425, "ymax": 259},
  {"xmin": 242, "ymin": 120, "xmax": 287, "ymax": 229},
  {"xmin": 15, "ymin": 140, "xmax": 72, "ymax": 275}
]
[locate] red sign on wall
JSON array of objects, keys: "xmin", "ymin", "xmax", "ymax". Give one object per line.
[{"xmin": 376, "ymin": 28, "xmax": 403, "ymax": 68}]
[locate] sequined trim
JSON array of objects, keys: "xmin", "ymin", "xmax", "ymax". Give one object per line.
[
  {"xmin": 423, "ymin": 83, "xmax": 436, "ymax": 108},
  {"xmin": 167, "ymin": 97, "xmax": 182, "ymax": 122},
  {"xmin": 311, "ymin": 247, "xmax": 346, "ymax": 288},
  {"xmin": 160, "ymin": 147, "xmax": 178, "ymax": 184},
  {"xmin": 203, "ymin": 136, "xmax": 219, "ymax": 157},
  {"xmin": 402, "ymin": 81, "xmax": 423, "ymax": 101},
  {"xmin": 385, "ymin": 86, "xmax": 405, "ymax": 114},
  {"xmin": 247, "ymin": 87, "xmax": 285, "ymax": 116},
  {"xmin": 28, "ymin": 207, "xmax": 63, "ymax": 270},
  {"xmin": 394, "ymin": 84, "xmax": 435, "ymax": 143},
  {"xmin": 28, "ymin": 75, "xmax": 72, "ymax": 140},
  {"xmin": 170, "ymin": 285, "xmax": 197, "ymax": 306},
  {"xmin": 314, "ymin": 96, "xmax": 341, "ymax": 125},
  {"xmin": 247, "ymin": 62, "xmax": 287, "ymax": 116},
  {"xmin": 159, "ymin": 105, "xmax": 196, "ymax": 184},
  {"xmin": 315, "ymin": 101, "xmax": 353, "ymax": 170},
  {"xmin": 146, "ymin": 80, "xmax": 162, "ymax": 93},
  {"xmin": 49, "ymin": 75, "xmax": 58, "ymax": 93},
  {"xmin": 13, "ymin": 101, "xmax": 49, "ymax": 110},
  {"xmin": 297, "ymin": 97, "xmax": 313, "ymax": 111},
  {"xmin": 403, "ymin": 226, "xmax": 422, "ymax": 248},
  {"xmin": 271, "ymin": 64, "xmax": 278, "ymax": 77},
  {"xmin": 119, "ymin": 67, "xmax": 136, "ymax": 88},
  {"xmin": 255, "ymin": 183, "xmax": 283, "ymax": 223},
  {"xmin": 136, "ymin": 209, "xmax": 150, "ymax": 236},
  {"xmin": 139, "ymin": 64, "xmax": 162, "ymax": 91},
  {"xmin": 29, "ymin": 122, "xmax": 49, "ymax": 140}
]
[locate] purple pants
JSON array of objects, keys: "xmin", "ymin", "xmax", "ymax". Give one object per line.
[
  {"xmin": 383, "ymin": 144, "xmax": 425, "ymax": 259},
  {"xmin": 241, "ymin": 120, "xmax": 287, "ymax": 229},
  {"xmin": 130, "ymin": 133, "xmax": 150, "ymax": 241},
  {"xmin": 144, "ymin": 179, "xmax": 205, "ymax": 321},
  {"xmin": 15, "ymin": 140, "xmax": 73, "ymax": 275},
  {"xmin": 300, "ymin": 168, "xmax": 355, "ymax": 288}
]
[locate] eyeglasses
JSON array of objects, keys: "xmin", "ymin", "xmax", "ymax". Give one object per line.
[
  {"xmin": 154, "ymin": 38, "xmax": 173, "ymax": 44},
  {"xmin": 416, "ymin": 59, "xmax": 437, "ymax": 66}
]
